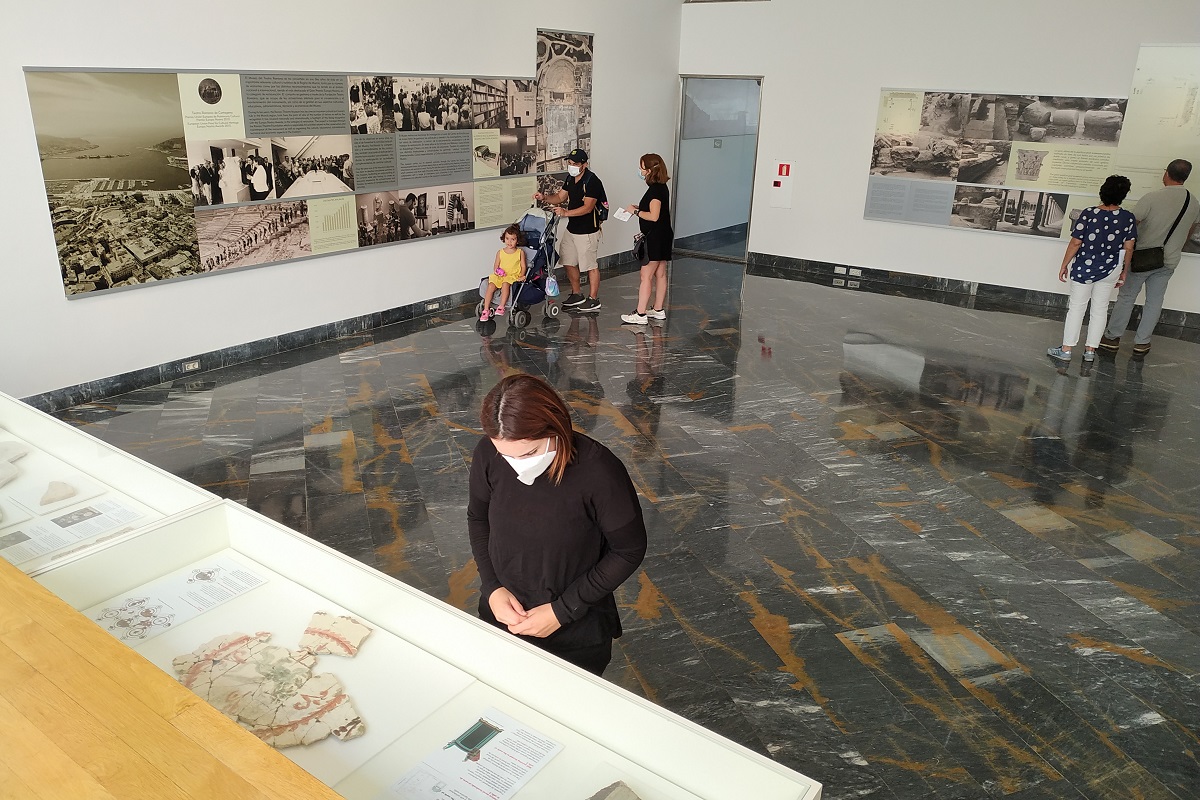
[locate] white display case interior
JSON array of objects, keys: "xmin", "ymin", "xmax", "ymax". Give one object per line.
[
  {"xmin": 0, "ymin": 390, "xmax": 213, "ymax": 573},
  {"xmin": 38, "ymin": 500, "xmax": 823, "ymax": 800}
]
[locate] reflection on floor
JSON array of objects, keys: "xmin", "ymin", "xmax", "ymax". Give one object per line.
[{"xmin": 57, "ymin": 258, "xmax": 1200, "ymax": 800}]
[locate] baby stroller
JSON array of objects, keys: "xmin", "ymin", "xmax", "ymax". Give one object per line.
[{"xmin": 476, "ymin": 209, "xmax": 561, "ymax": 328}]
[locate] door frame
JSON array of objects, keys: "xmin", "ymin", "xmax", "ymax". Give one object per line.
[{"xmin": 672, "ymin": 74, "xmax": 765, "ymax": 263}]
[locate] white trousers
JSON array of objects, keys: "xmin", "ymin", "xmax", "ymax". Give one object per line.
[{"xmin": 1062, "ymin": 270, "xmax": 1120, "ymax": 349}]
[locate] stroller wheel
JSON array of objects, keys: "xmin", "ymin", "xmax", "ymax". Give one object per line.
[
  {"xmin": 475, "ymin": 300, "xmax": 485, "ymax": 317},
  {"xmin": 547, "ymin": 303, "xmax": 561, "ymax": 318},
  {"xmin": 513, "ymin": 309, "xmax": 531, "ymax": 328}
]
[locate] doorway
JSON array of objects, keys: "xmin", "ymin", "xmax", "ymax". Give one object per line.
[{"xmin": 672, "ymin": 77, "xmax": 762, "ymax": 262}]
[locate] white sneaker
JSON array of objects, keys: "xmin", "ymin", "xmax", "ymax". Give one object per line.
[
  {"xmin": 645, "ymin": 308, "xmax": 666, "ymax": 320},
  {"xmin": 621, "ymin": 311, "xmax": 648, "ymax": 325}
]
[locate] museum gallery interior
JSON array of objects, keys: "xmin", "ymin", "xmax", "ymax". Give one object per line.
[{"xmin": 2, "ymin": 2, "xmax": 1199, "ymax": 799}]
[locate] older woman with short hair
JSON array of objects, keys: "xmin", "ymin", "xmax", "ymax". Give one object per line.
[{"xmin": 1047, "ymin": 175, "xmax": 1136, "ymax": 363}]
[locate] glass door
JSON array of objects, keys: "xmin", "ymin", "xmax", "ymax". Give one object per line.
[{"xmin": 672, "ymin": 77, "xmax": 762, "ymax": 261}]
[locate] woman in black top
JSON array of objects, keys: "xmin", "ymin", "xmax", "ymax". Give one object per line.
[
  {"xmin": 467, "ymin": 374, "xmax": 648, "ymax": 676},
  {"xmin": 621, "ymin": 153, "xmax": 674, "ymax": 325}
]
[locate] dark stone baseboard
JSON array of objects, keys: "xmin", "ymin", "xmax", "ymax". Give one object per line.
[
  {"xmin": 746, "ymin": 252, "xmax": 1200, "ymax": 343},
  {"xmin": 674, "ymin": 224, "xmax": 748, "ymax": 252},
  {"xmin": 23, "ymin": 254, "xmax": 642, "ymax": 413}
]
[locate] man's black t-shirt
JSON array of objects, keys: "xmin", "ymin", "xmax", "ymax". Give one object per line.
[{"xmin": 564, "ymin": 170, "xmax": 605, "ymax": 235}]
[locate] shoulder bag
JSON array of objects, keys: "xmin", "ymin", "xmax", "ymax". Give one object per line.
[
  {"xmin": 1130, "ymin": 190, "xmax": 1191, "ymax": 273},
  {"xmin": 632, "ymin": 233, "xmax": 650, "ymax": 266}
]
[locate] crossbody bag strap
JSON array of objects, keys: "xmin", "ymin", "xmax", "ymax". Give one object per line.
[{"xmin": 1162, "ymin": 190, "xmax": 1191, "ymax": 246}]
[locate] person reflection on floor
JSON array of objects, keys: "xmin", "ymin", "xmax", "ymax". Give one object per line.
[
  {"xmin": 557, "ymin": 314, "xmax": 604, "ymax": 433},
  {"xmin": 625, "ymin": 326, "xmax": 665, "ymax": 458},
  {"xmin": 1025, "ymin": 368, "xmax": 1093, "ymax": 505}
]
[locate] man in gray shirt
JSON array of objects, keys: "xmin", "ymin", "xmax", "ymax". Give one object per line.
[{"xmin": 1099, "ymin": 159, "xmax": 1199, "ymax": 355}]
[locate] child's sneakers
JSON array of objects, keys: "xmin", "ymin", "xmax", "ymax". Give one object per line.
[
  {"xmin": 479, "ymin": 308, "xmax": 491, "ymax": 322},
  {"xmin": 495, "ymin": 305, "xmax": 506, "ymax": 317}
]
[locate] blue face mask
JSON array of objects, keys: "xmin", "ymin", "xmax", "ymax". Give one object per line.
[{"xmin": 638, "ymin": 170, "xmax": 646, "ymax": 181}]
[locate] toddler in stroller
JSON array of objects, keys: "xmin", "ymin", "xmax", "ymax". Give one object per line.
[
  {"xmin": 476, "ymin": 210, "xmax": 561, "ymax": 328},
  {"xmin": 480, "ymin": 224, "xmax": 526, "ymax": 322}
]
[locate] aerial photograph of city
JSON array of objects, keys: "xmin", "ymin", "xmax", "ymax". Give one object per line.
[{"xmin": 26, "ymin": 71, "xmax": 201, "ymax": 295}]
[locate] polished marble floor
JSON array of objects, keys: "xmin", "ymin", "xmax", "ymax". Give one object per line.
[{"xmin": 57, "ymin": 258, "xmax": 1200, "ymax": 800}]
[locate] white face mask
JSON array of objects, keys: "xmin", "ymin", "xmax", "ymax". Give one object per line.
[
  {"xmin": 502, "ymin": 438, "xmax": 556, "ymax": 485},
  {"xmin": 567, "ymin": 165, "xmax": 581, "ymax": 177}
]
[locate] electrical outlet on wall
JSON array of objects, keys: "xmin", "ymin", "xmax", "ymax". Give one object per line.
[{"xmin": 183, "ymin": 360, "xmax": 201, "ymax": 372}]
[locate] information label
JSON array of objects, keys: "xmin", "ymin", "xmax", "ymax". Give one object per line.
[
  {"xmin": 383, "ymin": 708, "xmax": 562, "ymax": 800},
  {"xmin": 85, "ymin": 555, "xmax": 268, "ymax": 643},
  {"xmin": 242, "ymin": 73, "xmax": 350, "ymax": 137},
  {"xmin": 475, "ymin": 176, "xmax": 537, "ymax": 230},
  {"xmin": 397, "ymin": 130, "xmax": 473, "ymax": 189}
]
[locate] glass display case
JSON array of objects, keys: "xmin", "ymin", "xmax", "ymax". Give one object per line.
[
  {"xmin": 36, "ymin": 500, "xmax": 823, "ymax": 800},
  {"xmin": 0, "ymin": 391, "xmax": 214, "ymax": 574}
]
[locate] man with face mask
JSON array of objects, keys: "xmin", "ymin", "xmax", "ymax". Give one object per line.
[{"xmin": 533, "ymin": 149, "xmax": 606, "ymax": 313}]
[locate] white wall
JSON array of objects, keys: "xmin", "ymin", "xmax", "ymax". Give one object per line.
[
  {"xmin": 680, "ymin": 1, "xmax": 1200, "ymax": 313},
  {"xmin": 0, "ymin": 0, "xmax": 681, "ymax": 399},
  {"xmin": 674, "ymin": 134, "xmax": 756, "ymax": 239}
]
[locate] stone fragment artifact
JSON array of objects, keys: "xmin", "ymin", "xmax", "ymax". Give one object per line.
[
  {"xmin": 0, "ymin": 462, "xmax": 17, "ymax": 488},
  {"xmin": 40, "ymin": 480, "xmax": 77, "ymax": 506},
  {"xmin": 298, "ymin": 611, "xmax": 374, "ymax": 657},
  {"xmin": 174, "ymin": 630, "xmax": 366, "ymax": 748},
  {"xmin": 585, "ymin": 782, "xmax": 644, "ymax": 800},
  {"xmin": 0, "ymin": 442, "xmax": 31, "ymax": 462}
]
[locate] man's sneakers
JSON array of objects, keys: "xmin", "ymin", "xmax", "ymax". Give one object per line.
[
  {"xmin": 621, "ymin": 311, "xmax": 648, "ymax": 325},
  {"xmin": 577, "ymin": 297, "xmax": 601, "ymax": 313},
  {"xmin": 645, "ymin": 308, "xmax": 667, "ymax": 320},
  {"xmin": 562, "ymin": 293, "xmax": 586, "ymax": 308}
]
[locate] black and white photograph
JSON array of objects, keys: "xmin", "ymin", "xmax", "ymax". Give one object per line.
[
  {"xmin": 920, "ymin": 92, "xmax": 971, "ymax": 137},
  {"xmin": 355, "ymin": 190, "xmax": 430, "ymax": 245},
  {"xmin": 956, "ymin": 139, "xmax": 1012, "ymax": 185},
  {"xmin": 380, "ymin": 77, "xmax": 473, "ymax": 132},
  {"xmin": 472, "ymin": 78, "xmax": 536, "ymax": 131},
  {"xmin": 1012, "ymin": 96, "xmax": 1127, "ymax": 147},
  {"xmin": 348, "ymin": 75, "xmax": 399, "ymax": 134},
  {"xmin": 500, "ymin": 128, "xmax": 537, "ymax": 176},
  {"xmin": 413, "ymin": 181, "xmax": 474, "ymax": 234},
  {"xmin": 535, "ymin": 172, "xmax": 568, "ymax": 212},
  {"xmin": 25, "ymin": 70, "xmax": 201, "ymax": 295},
  {"xmin": 185, "ymin": 138, "xmax": 276, "ymax": 206},
  {"xmin": 536, "ymin": 30, "xmax": 593, "ymax": 172},
  {"xmin": 960, "ymin": 94, "xmax": 1015, "ymax": 141},
  {"xmin": 951, "ymin": 186, "xmax": 1068, "ymax": 237},
  {"xmin": 870, "ymin": 132, "xmax": 960, "ymax": 181},
  {"xmin": 196, "ymin": 199, "xmax": 310, "ymax": 271},
  {"xmin": 270, "ymin": 136, "xmax": 354, "ymax": 199}
]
